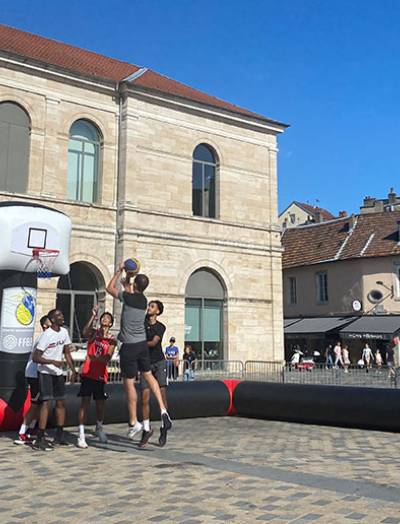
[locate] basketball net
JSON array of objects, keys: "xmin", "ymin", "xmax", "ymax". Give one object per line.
[{"xmin": 31, "ymin": 248, "xmax": 60, "ymax": 279}]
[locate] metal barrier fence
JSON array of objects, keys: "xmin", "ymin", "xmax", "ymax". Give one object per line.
[
  {"xmin": 243, "ymin": 361, "xmax": 284, "ymax": 383},
  {"xmin": 283, "ymin": 363, "xmax": 398, "ymax": 389},
  {"xmin": 67, "ymin": 355, "xmax": 400, "ymax": 389}
]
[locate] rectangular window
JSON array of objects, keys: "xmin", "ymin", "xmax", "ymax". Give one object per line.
[
  {"xmin": 288, "ymin": 277, "xmax": 297, "ymax": 305},
  {"xmin": 316, "ymin": 271, "xmax": 328, "ymax": 303},
  {"xmin": 394, "ymin": 264, "xmax": 400, "ymax": 300}
]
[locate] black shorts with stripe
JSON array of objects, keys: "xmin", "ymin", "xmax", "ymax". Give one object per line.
[{"xmin": 27, "ymin": 377, "xmax": 42, "ymax": 405}]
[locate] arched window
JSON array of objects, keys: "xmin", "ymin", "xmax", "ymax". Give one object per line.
[
  {"xmin": 0, "ymin": 102, "xmax": 30, "ymax": 194},
  {"xmin": 67, "ymin": 119, "xmax": 101, "ymax": 203},
  {"xmin": 185, "ymin": 268, "xmax": 225, "ymax": 362},
  {"xmin": 192, "ymin": 144, "xmax": 218, "ymax": 218},
  {"xmin": 56, "ymin": 262, "xmax": 105, "ymax": 342}
]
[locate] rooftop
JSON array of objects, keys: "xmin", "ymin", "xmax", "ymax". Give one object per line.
[
  {"xmin": 0, "ymin": 24, "xmax": 287, "ymax": 127},
  {"xmin": 282, "ymin": 210, "xmax": 400, "ymax": 268}
]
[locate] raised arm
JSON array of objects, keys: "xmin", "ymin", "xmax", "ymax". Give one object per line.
[
  {"xmin": 106, "ymin": 262, "xmax": 125, "ymax": 299},
  {"xmin": 82, "ymin": 306, "xmax": 99, "ymax": 340}
]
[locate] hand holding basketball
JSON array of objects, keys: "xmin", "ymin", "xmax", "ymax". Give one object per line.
[{"xmin": 123, "ymin": 257, "xmax": 141, "ymax": 275}]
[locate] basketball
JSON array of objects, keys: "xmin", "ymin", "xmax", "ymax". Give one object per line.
[{"xmin": 124, "ymin": 257, "xmax": 141, "ymax": 274}]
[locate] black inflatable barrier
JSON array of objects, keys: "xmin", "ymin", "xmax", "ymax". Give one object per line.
[
  {"xmin": 233, "ymin": 381, "xmax": 400, "ymax": 432},
  {"xmin": 49, "ymin": 380, "xmax": 231, "ymax": 428}
]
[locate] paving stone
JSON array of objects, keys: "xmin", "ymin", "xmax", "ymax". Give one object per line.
[
  {"xmin": 345, "ymin": 513, "xmax": 367, "ymax": 521},
  {"xmin": 1, "ymin": 418, "xmax": 400, "ymax": 523}
]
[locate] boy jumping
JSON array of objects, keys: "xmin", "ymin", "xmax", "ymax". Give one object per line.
[{"xmin": 106, "ymin": 263, "xmax": 172, "ymax": 441}]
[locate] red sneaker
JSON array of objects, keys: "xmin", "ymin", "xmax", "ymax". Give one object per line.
[{"xmin": 14, "ymin": 433, "xmax": 33, "ymax": 445}]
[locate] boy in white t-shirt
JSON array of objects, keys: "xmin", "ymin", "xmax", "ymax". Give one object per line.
[
  {"xmin": 32, "ymin": 309, "xmax": 77, "ymax": 452},
  {"xmin": 14, "ymin": 315, "xmax": 51, "ymax": 445}
]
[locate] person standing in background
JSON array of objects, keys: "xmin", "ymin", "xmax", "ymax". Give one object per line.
[
  {"xmin": 165, "ymin": 337, "xmax": 179, "ymax": 381},
  {"xmin": 375, "ymin": 348, "xmax": 383, "ymax": 370},
  {"xmin": 362, "ymin": 342, "xmax": 374, "ymax": 371},
  {"xmin": 183, "ymin": 344, "xmax": 197, "ymax": 381},
  {"xmin": 333, "ymin": 341, "xmax": 343, "ymax": 368},
  {"xmin": 386, "ymin": 343, "xmax": 395, "ymax": 379},
  {"xmin": 342, "ymin": 344, "xmax": 351, "ymax": 373}
]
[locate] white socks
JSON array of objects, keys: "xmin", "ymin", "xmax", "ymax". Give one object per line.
[
  {"xmin": 79, "ymin": 424, "xmax": 85, "ymax": 439},
  {"xmin": 19, "ymin": 423, "xmax": 27, "ymax": 435},
  {"xmin": 143, "ymin": 419, "xmax": 150, "ymax": 431}
]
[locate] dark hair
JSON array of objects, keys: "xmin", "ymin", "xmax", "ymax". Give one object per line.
[
  {"xmin": 100, "ymin": 311, "xmax": 114, "ymax": 326},
  {"xmin": 134, "ymin": 274, "xmax": 149, "ymax": 293},
  {"xmin": 149, "ymin": 300, "xmax": 164, "ymax": 316},
  {"xmin": 47, "ymin": 309, "xmax": 58, "ymax": 322},
  {"xmin": 40, "ymin": 315, "xmax": 49, "ymax": 328}
]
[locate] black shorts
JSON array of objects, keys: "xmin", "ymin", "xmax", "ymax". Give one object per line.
[
  {"xmin": 120, "ymin": 341, "xmax": 151, "ymax": 379},
  {"xmin": 78, "ymin": 377, "xmax": 108, "ymax": 400},
  {"xmin": 140, "ymin": 359, "xmax": 168, "ymax": 390},
  {"xmin": 38, "ymin": 373, "xmax": 65, "ymax": 401},
  {"xmin": 27, "ymin": 377, "xmax": 42, "ymax": 405}
]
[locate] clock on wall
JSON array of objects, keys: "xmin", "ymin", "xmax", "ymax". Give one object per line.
[{"xmin": 352, "ymin": 300, "xmax": 362, "ymax": 312}]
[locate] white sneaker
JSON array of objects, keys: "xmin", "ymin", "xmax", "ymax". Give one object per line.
[
  {"xmin": 77, "ymin": 436, "xmax": 88, "ymax": 449},
  {"xmin": 127, "ymin": 422, "xmax": 143, "ymax": 440},
  {"xmin": 96, "ymin": 425, "xmax": 108, "ymax": 444}
]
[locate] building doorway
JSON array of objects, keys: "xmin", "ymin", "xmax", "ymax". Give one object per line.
[
  {"xmin": 56, "ymin": 261, "xmax": 105, "ymax": 343},
  {"xmin": 184, "ymin": 268, "xmax": 226, "ymax": 363}
]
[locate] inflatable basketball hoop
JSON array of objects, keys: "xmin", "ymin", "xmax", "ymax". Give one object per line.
[{"xmin": 0, "ymin": 202, "xmax": 71, "ymax": 430}]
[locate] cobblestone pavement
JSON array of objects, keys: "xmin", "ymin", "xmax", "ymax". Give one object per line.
[{"xmin": 1, "ymin": 417, "xmax": 400, "ymax": 523}]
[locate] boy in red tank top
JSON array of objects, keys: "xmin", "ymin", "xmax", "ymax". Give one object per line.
[{"xmin": 77, "ymin": 306, "xmax": 117, "ymax": 448}]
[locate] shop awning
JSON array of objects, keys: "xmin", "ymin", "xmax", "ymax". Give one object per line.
[
  {"xmin": 339, "ymin": 315, "xmax": 400, "ymax": 341},
  {"xmin": 284, "ymin": 318, "xmax": 302, "ymax": 328},
  {"xmin": 284, "ymin": 316, "xmax": 357, "ymax": 338}
]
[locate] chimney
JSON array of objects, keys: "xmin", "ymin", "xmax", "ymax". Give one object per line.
[
  {"xmin": 363, "ymin": 196, "xmax": 375, "ymax": 207},
  {"xmin": 314, "ymin": 210, "xmax": 322, "ymax": 223},
  {"xmin": 338, "ymin": 210, "xmax": 347, "ymax": 218},
  {"xmin": 389, "ymin": 188, "xmax": 397, "ymax": 205}
]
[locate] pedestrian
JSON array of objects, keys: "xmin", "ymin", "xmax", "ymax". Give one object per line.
[
  {"xmin": 77, "ymin": 306, "xmax": 117, "ymax": 449},
  {"xmin": 325, "ymin": 344, "xmax": 334, "ymax": 369},
  {"xmin": 183, "ymin": 345, "xmax": 197, "ymax": 381},
  {"xmin": 32, "ymin": 309, "xmax": 78, "ymax": 451},
  {"xmin": 342, "ymin": 344, "xmax": 351, "ymax": 373},
  {"xmin": 165, "ymin": 337, "xmax": 179, "ymax": 381},
  {"xmin": 375, "ymin": 349, "xmax": 383, "ymax": 370},
  {"xmin": 333, "ymin": 341, "xmax": 343, "ymax": 368},
  {"xmin": 386, "ymin": 343, "xmax": 396, "ymax": 379},
  {"xmin": 362, "ymin": 342, "xmax": 374, "ymax": 371}
]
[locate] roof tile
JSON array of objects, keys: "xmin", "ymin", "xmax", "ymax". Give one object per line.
[
  {"xmin": 0, "ymin": 24, "xmax": 286, "ymax": 124},
  {"xmin": 282, "ymin": 211, "xmax": 400, "ymax": 268}
]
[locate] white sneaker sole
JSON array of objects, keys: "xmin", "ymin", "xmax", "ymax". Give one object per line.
[
  {"xmin": 77, "ymin": 440, "xmax": 88, "ymax": 449},
  {"xmin": 127, "ymin": 426, "xmax": 143, "ymax": 440}
]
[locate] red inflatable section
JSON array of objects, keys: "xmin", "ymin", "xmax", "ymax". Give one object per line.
[
  {"xmin": 0, "ymin": 392, "xmax": 31, "ymax": 431},
  {"xmin": 222, "ymin": 379, "xmax": 241, "ymax": 415}
]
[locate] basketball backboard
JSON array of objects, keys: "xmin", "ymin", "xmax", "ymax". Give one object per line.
[{"xmin": 0, "ymin": 202, "xmax": 71, "ymax": 275}]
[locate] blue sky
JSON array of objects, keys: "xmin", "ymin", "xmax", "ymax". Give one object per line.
[{"xmin": 1, "ymin": 0, "xmax": 400, "ymax": 215}]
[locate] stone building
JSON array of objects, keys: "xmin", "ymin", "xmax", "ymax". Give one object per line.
[
  {"xmin": 279, "ymin": 201, "xmax": 337, "ymax": 229},
  {"xmin": 282, "ymin": 212, "xmax": 400, "ymax": 361},
  {"xmin": 0, "ymin": 24, "xmax": 287, "ymax": 362}
]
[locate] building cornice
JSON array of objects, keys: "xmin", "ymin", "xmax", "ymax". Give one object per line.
[
  {"xmin": 124, "ymin": 85, "xmax": 287, "ymax": 135},
  {"xmin": 120, "ymin": 203, "xmax": 282, "ymax": 234}
]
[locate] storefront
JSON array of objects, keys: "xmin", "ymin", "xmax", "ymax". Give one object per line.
[
  {"xmin": 284, "ymin": 316, "xmax": 357, "ymax": 362},
  {"xmin": 339, "ymin": 315, "xmax": 400, "ymax": 362}
]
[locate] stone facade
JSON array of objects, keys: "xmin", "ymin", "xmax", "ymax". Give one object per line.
[{"xmin": 0, "ymin": 48, "xmax": 286, "ymax": 362}]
